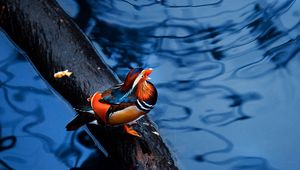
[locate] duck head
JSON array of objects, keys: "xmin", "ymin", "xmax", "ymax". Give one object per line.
[{"xmin": 121, "ymin": 68, "xmax": 153, "ymax": 92}]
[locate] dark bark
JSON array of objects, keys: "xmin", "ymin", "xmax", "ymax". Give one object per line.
[{"xmin": 0, "ymin": 0, "xmax": 178, "ymax": 169}]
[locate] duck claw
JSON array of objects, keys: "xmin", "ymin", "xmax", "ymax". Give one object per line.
[{"xmin": 123, "ymin": 124, "xmax": 141, "ymax": 138}]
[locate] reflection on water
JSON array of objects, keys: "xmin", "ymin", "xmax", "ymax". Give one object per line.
[
  {"xmin": 0, "ymin": 34, "xmax": 95, "ymax": 169},
  {"xmin": 1, "ymin": 0, "xmax": 300, "ymax": 169}
]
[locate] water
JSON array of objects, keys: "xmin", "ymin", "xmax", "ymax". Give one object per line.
[{"xmin": 1, "ymin": 0, "xmax": 300, "ymax": 169}]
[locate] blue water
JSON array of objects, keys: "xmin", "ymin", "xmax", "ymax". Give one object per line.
[{"xmin": 1, "ymin": 0, "xmax": 300, "ymax": 169}]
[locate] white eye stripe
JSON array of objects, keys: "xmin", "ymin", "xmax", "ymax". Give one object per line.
[
  {"xmin": 142, "ymin": 101, "xmax": 153, "ymax": 108},
  {"xmin": 137, "ymin": 100, "xmax": 151, "ymax": 111}
]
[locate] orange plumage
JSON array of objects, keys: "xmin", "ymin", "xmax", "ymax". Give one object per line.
[{"xmin": 90, "ymin": 92, "xmax": 110, "ymax": 124}]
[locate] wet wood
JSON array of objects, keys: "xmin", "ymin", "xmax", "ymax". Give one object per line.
[{"xmin": 0, "ymin": 0, "xmax": 178, "ymax": 169}]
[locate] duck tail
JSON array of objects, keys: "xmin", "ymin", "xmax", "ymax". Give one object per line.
[{"xmin": 66, "ymin": 109, "xmax": 96, "ymax": 131}]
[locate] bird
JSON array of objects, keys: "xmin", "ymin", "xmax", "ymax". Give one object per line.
[{"xmin": 66, "ymin": 68, "xmax": 157, "ymax": 137}]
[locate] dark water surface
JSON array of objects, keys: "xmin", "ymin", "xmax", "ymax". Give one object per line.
[{"xmin": 1, "ymin": 0, "xmax": 300, "ymax": 169}]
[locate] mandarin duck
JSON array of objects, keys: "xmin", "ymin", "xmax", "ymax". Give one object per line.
[{"xmin": 66, "ymin": 68, "xmax": 157, "ymax": 137}]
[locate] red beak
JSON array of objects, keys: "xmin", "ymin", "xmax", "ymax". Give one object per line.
[{"xmin": 144, "ymin": 68, "xmax": 153, "ymax": 77}]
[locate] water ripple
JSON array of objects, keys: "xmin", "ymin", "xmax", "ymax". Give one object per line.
[{"xmin": 2, "ymin": 0, "xmax": 300, "ymax": 169}]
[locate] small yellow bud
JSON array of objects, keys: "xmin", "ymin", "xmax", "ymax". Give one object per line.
[{"xmin": 54, "ymin": 70, "xmax": 72, "ymax": 78}]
